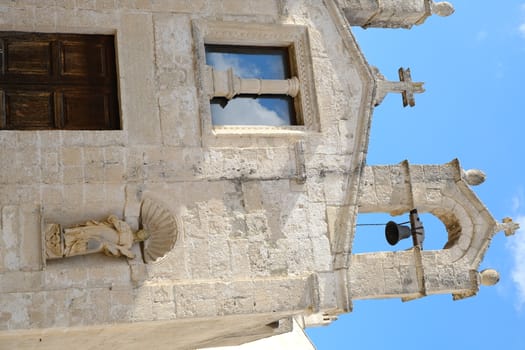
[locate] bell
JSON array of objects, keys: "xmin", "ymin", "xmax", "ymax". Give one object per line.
[{"xmin": 385, "ymin": 221, "xmax": 412, "ymax": 245}]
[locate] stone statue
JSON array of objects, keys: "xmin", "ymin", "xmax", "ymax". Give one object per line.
[
  {"xmin": 44, "ymin": 198, "xmax": 179, "ymax": 263},
  {"xmin": 45, "ymin": 215, "xmax": 149, "ymax": 259},
  {"xmin": 64, "ymin": 215, "xmax": 148, "ymax": 258}
]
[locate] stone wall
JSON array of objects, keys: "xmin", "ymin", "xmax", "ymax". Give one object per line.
[{"xmin": 0, "ymin": 0, "xmax": 374, "ymax": 345}]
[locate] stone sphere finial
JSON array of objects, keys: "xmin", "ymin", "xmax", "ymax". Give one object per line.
[
  {"xmin": 431, "ymin": 2, "xmax": 455, "ymax": 17},
  {"xmin": 480, "ymin": 269, "xmax": 500, "ymax": 286},
  {"xmin": 463, "ymin": 169, "xmax": 486, "ymax": 186}
]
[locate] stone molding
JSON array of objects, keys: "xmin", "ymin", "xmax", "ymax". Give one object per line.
[{"xmin": 192, "ymin": 20, "xmax": 320, "ymax": 143}]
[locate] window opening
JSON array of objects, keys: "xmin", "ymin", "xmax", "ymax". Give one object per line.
[
  {"xmin": 205, "ymin": 45, "xmax": 298, "ymax": 126},
  {"xmin": 0, "ymin": 32, "xmax": 120, "ymax": 130}
]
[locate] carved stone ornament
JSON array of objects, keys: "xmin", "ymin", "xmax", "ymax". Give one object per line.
[
  {"xmin": 341, "ymin": 0, "xmax": 455, "ymax": 29},
  {"xmin": 462, "ymin": 169, "xmax": 486, "ymax": 186},
  {"xmin": 431, "ymin": 2, "xmax": 455, "ymax": 17},
  {"xmin": 44, "ymin": 198, "xmax": 178, "ymax": 263},
  {"xmin": 480, "ymin": 269, "xmax": 500, "ymax": 286},
  {"xmin": 494, "ymin": 217, "xmax": 520, "ymax": 237},
  {"xmin": 139, "ymin": 198, "xmax": 179, "ymax": 263},
  {"xmin": 373, "ymin": 67, "xmax": 425, "ymax": 107}
]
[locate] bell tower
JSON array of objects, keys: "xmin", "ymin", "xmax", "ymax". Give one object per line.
[{"xmin": 347, "ymin": 160, "xmax": 519, "ymax": 301}]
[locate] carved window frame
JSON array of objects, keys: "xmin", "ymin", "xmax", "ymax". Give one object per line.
[{"xmin": 193, "ymin": 20, "xmax": 319, "ymax": 141}]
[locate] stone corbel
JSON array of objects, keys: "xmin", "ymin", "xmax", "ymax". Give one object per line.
[{"xmin": 206, "ymin": 65, "xmax": 300, "ymax": 100}]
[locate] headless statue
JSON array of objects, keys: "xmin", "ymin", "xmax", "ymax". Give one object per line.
[
  {"xmin": 46, "ymin": 215, "xmax": 149, "ymax": 260},
  {"xmin": 44, "ymin": 199, "xmax": 178, "ymax": 263}
]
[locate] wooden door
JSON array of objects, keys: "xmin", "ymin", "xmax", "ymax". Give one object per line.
[{"xmin": 0, "ymin": 32, "xmax": 120, "ymax": 130}]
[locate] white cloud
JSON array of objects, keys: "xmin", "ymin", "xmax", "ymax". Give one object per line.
[
  {"xmin": 268, "ymin": 58, "xmax": 286, "ymax": 79},
  {"xmin": 520, "ymin": 23, "xmax": 525, "ymax": 38},
  {"xmin": 494, "ymin": 62, "xmax": 505, "ymax": 79},
  {"xmin": 211, "ymin": 98, "xmax": 288, "ymax": 126},
  {"xmin": 508, "ymin": 216, "xmax": 525, "ymax": 311},
  {"xmin": 512, "ymin": 187, "xmax": 524, "ymax": 212},
  {"xmin": 206, "ymin": 52, "xmax": 261, "ymax": 79},
  {"xmin": 520, "ymin": 4, "xmax": 525, "ymax": 38},
  {"xmin": 476, "ymin": 30, "xmax": 488, "ymax": 42}
]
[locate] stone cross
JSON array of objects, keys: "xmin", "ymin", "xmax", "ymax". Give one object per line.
[
  {"xmin": 494, "ymin": 217, "xmax": 520, "ymax": 236},
  {"xmin": 398, "ymin": 68, "xmax": 424, "ymax": 107},
  {"xmin": 374, "ymin": 67, "xmax": 425, "ymax": 107}
]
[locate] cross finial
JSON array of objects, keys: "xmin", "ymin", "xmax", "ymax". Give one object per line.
[
  {"xmin": 374, "ymin": 67, "xmax": 425, "ymax": 107},
  {"xmin": 398, "ymin": 68, "xmax": 424, "ymax": 107},
  {"xmin": 494, "ymin": 217, "xmax": 520, "ymax": 236}
]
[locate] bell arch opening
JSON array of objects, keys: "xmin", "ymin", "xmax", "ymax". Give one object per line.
[
  {"xmin": 429, "ymin": 208, "xmax": 463, "ymax": 249},
  {"xmin": 353, "ymin": 212, "xmax": 450, "ymax": 254}
]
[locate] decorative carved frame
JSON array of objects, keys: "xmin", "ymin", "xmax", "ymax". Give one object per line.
[{"xmin": 192, "ymin": 20, "xmax": 320, "ymax": 142}]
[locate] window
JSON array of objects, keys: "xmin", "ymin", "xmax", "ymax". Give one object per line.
[
  {"xmin": 206, "ymin": 45, "xmax": 297, "ymax": 126},
  {"xmin": 193, "ymin": 20, "xmax": 319, "ymax": 136},
  {"xmin": 0, "ymin": 32, "xmax": 119, "ymax": 130}
]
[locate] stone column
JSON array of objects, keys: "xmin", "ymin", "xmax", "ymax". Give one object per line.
[{"xmin": 206, "ymin": 66, "xmax": 300, "ymax": 100}]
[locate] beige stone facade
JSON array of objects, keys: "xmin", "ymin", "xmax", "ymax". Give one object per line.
[{"xmin": 0, "ymin": 1, "xmax": 517, "ymax": 349}]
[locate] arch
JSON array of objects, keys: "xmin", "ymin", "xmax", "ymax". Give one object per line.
[
  {"xmin": 345, "ymin": 159, "xmax": 508, "ymax": 300},
  {"xmin": 357, "ymin": 159, "xmax": 497, "ymax": 267}
]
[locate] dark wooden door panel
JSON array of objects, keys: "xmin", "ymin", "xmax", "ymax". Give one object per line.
[
  {"xmin": 1, "ymin": 39, "xmax": 53, "ymax": 79},
  {"xmin": 0, "ymin": 32, "xmax": 119, "ymax": 130},
  {"xmin": 60, "ymin": 89, "xmax": 116, "ymax": 130},
  {"xmin": 2, "ymin": 89, "xmax": 55, "ymax": 129},
  {"xmin": 59, "ymin": 40, "xmax": 110, "ymax": 81}
]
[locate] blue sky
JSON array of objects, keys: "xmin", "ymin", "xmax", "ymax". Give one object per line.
[{"xmin": 307, "ymin": 1, "xmax": 525, "ymax": 349}]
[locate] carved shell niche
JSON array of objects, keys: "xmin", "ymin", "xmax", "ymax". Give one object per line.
[{"xmin": 140, "ymin": 198, "xmax": 179, "ymax": 263}]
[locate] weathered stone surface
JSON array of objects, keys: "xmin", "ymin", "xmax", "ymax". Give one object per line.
[
  {"xmin": 339, "ymin": 0, "xmax": 454, "ymax": 28},
  {"xmin": 0, "ymin": 1, "xmax": 513, "ymax": 349}
]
